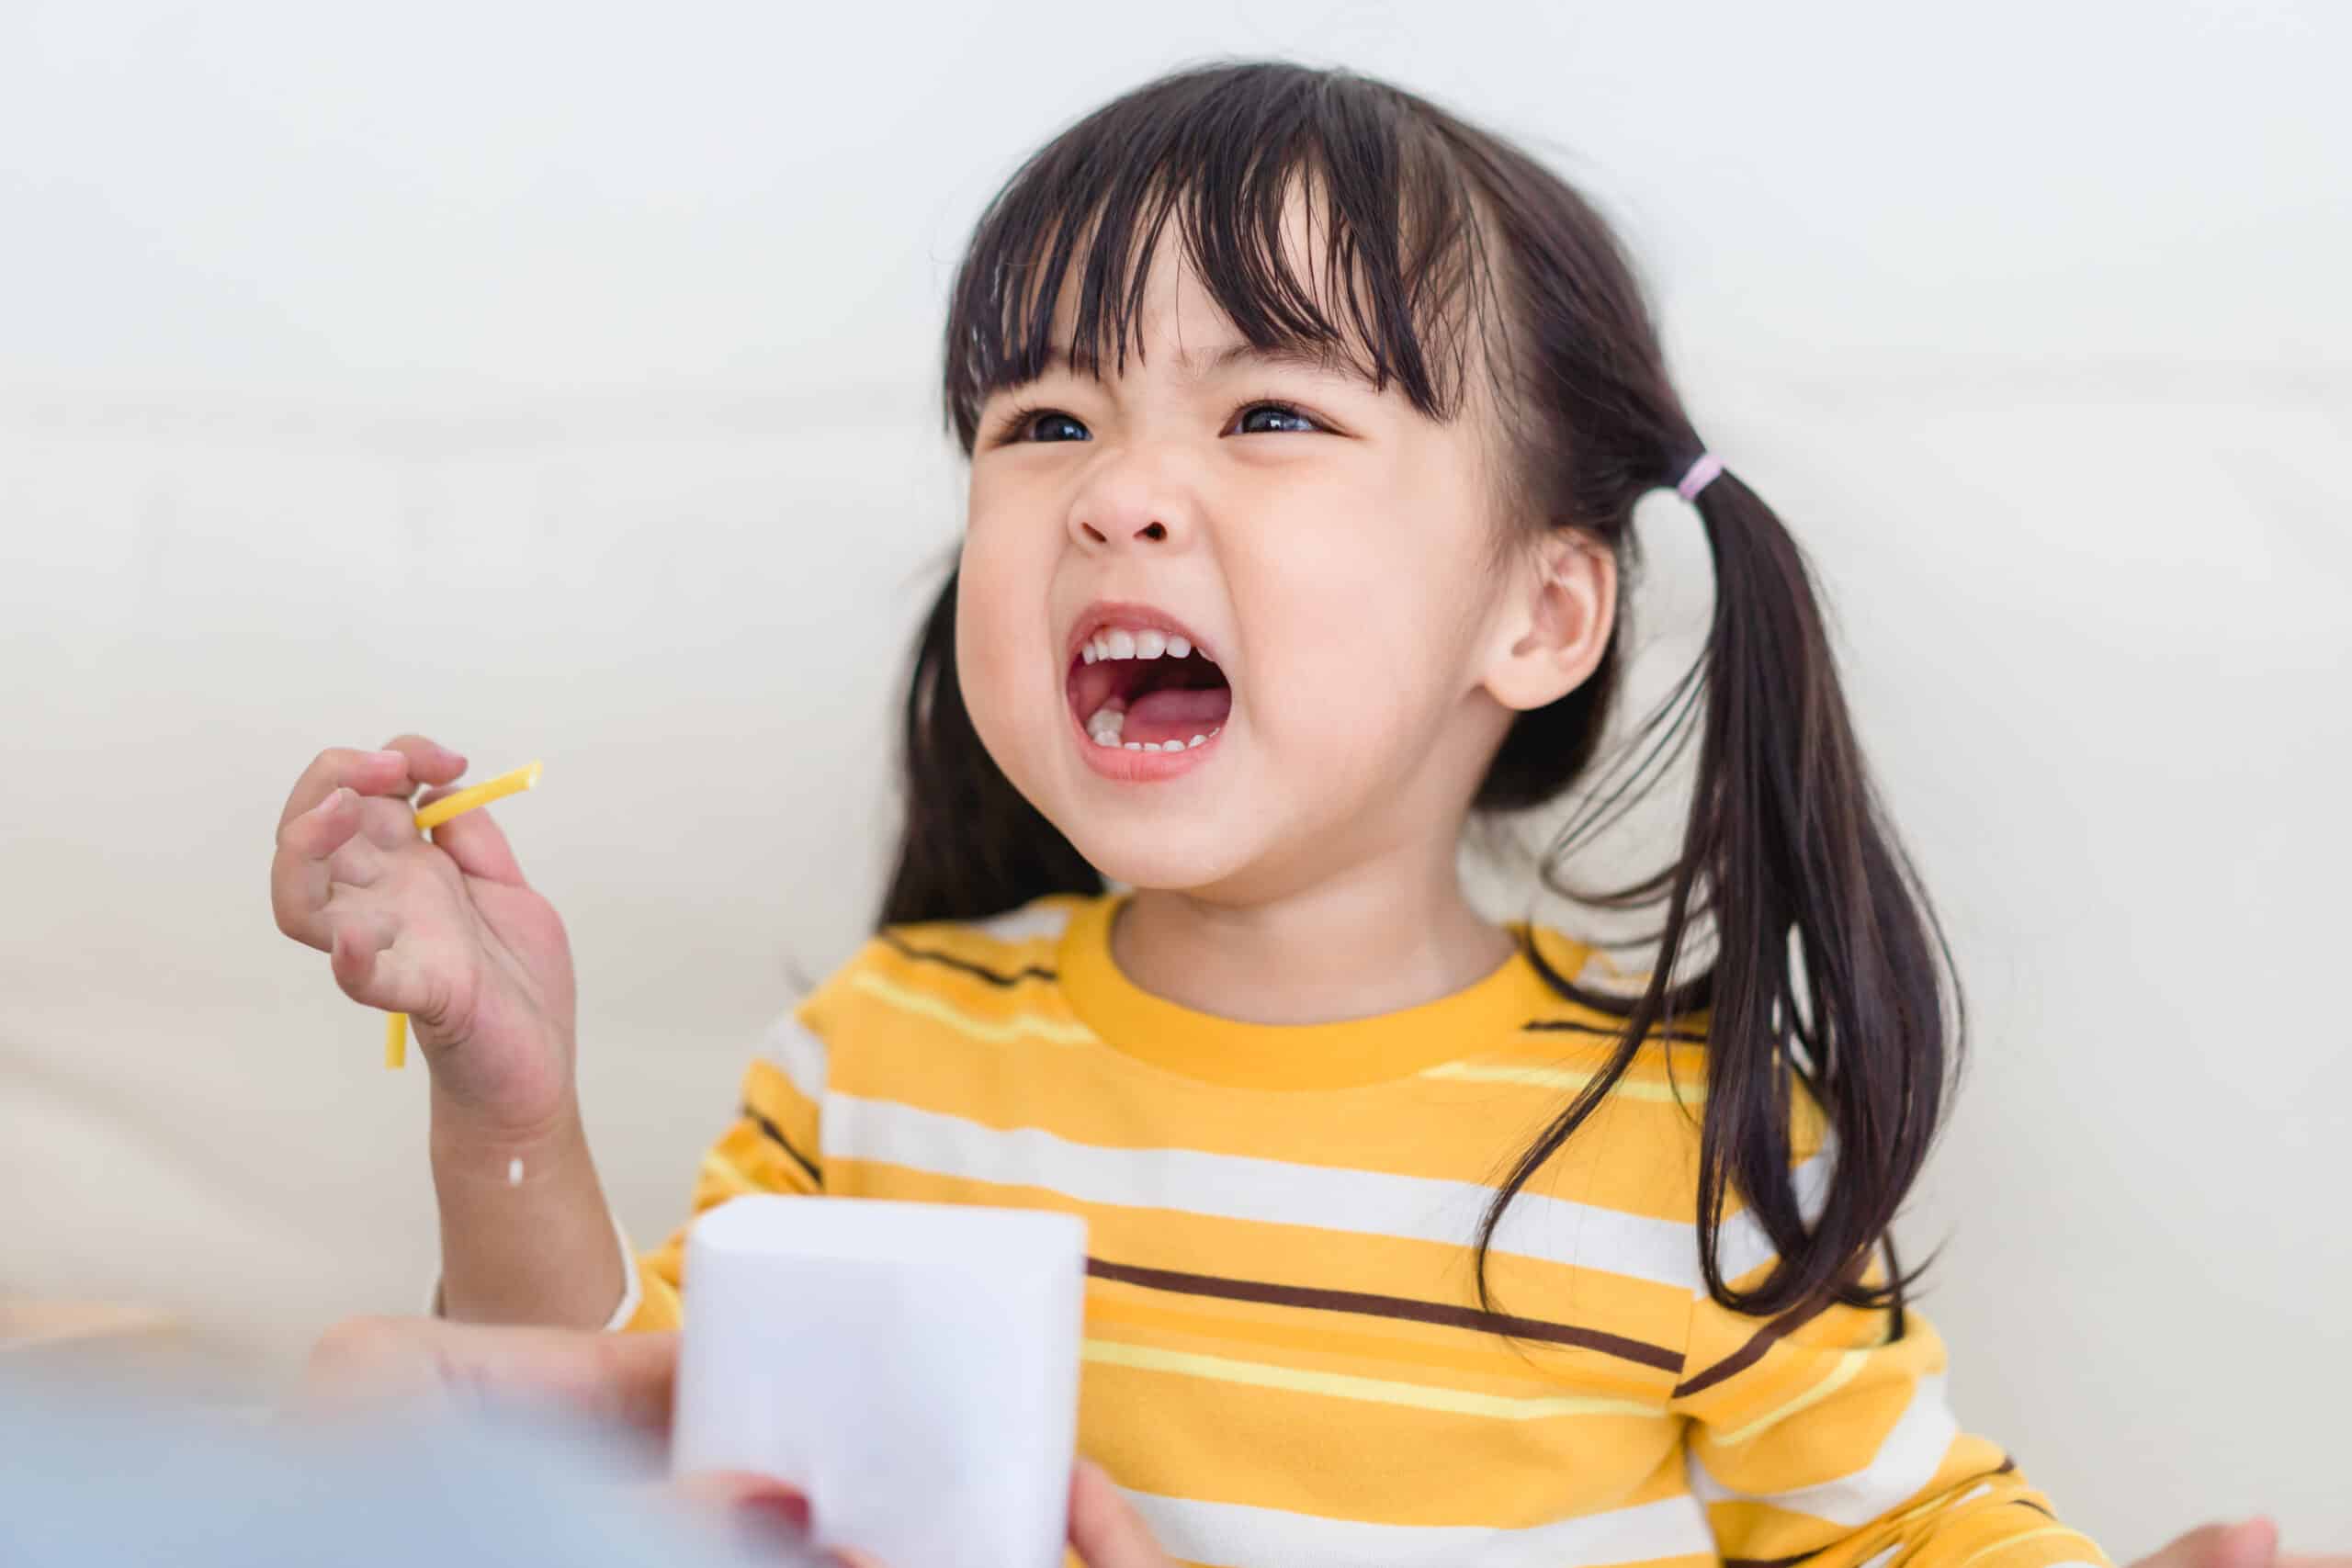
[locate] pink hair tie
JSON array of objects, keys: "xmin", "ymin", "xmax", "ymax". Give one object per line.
[{"xmin": 1675, "ymin": 452, "xmax": 1725, "ymax": 502}]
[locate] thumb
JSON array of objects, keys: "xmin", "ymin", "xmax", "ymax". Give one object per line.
[
  {"xmin": 1069, "ymin": 1459, "xmax": 1171, "ymax": 1568},
  {"xmin": 2219, "ymin": 1520, "xmax": 2283, "ymax": 1568},
  {"xmin": 415, "ymin": 784, "xmax": 530, "ymax": 886}
]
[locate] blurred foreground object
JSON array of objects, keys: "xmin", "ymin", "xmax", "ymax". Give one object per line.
[{"xmin": 0, "ymin": 1353, "xmax": 819, "ymax": 1568}]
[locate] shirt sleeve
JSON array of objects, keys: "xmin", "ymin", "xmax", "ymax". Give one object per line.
[
  {"xmin": 1671, "ymin": 1245, "xmax": 2109, "ymax": 1568},
  {"xmin": 615, "ymin": 998, "xmax": 830, "ymax": 1333}
]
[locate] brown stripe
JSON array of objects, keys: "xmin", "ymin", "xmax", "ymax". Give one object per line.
[
  {"xmin": 1996, "ymin": 1455, "xmax": 2018, "ymax": 1476},
  {"xmin": 1672, "ymin": 1247, "xmax": 1886, "ymax": 1400},
  {"xmin": 879, "ymin": 931, "xmax": 1057, "ymax": 988},
  {"xmin": 2014, "ymin": 1500, "xmax": 2054, "ymax": 1519},
  {"xmin": 1673, "ymin": 1300, "xmax": 1815, "ymax": 1399},
  {"xmin": 1086, "ymin": 1257, "xmax": 1682, "ymax": 1374},
  {"xmin": 1521, "ymin": 1017, "xmax": 1711, "ymax": 1044},
  {"xmin": 741, "ymin": 1104, "xmax": 822, "ymax": 1187}
]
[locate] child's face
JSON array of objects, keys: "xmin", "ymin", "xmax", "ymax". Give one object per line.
[{"xmin": 956, "ymin": 226, "xmax": 1589, "ymax": 905}]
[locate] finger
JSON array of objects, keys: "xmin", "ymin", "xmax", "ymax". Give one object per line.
[
  {"xmin": 576, "ymin": 1329, "xmax": 684, "ymax": 1434},
  {"xmin": 2141, "ymin": 1521, "xmax": 2280, "ymax": 1568},
  {"xmin": 1068, "ymin": 1458, "xmax": 1170, "ymax": 1568},
  {"xmin": 2227, "ymin": 1520, "xmax": 2283, "ymax": 1568},
  {"xmin": 326, "ymin": 908, "xmax": 392, "ymax": 1000},
  {"xmin": 415, "ymin": 783, "xmax": 529, "ymax": 886},
  {"xmin": 300, "ymin": 1315, "xmax": 441, "ymax": 1410},
  {"xmin": 300, "ymin": 1318, "xmax": 680, "ymax": 1435},
  {"xmin": 346, "ymin": 737, "xmax": 467, "ymax": 850},
  {"xmin": 277, "ymin": 746, "xmax": 422, "ymax": 832},
  {"xmin": 325, "ymin": 909, "xmax": 435, "ymax": 1015},
  {"xmin": 272, "ymin": 787, "xmax": 384, "ymax": 944},
  {"xmin": 672, "ymin": 1471, "xmax": 814, "ymax": 1551},
  {"xmin": 379, "ymin": 733, "xmax": 469, "ymax": 794},
  {"xmin": 2208, "ymin": 1520, "xmax": 2281, "ymax": 1568},
  {"xmin": 673, "ymin": 1472, "xmax": 809, "ymax": 1516}
]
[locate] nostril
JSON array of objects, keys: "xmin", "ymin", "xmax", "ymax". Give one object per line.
[
  {"xmin": 1080, "ymin": 523, "xmax": 1108, "ymax": 543},
  {"xmin": 1139, "ymin": 523, "xmax": 1167, "ymax": 542}
]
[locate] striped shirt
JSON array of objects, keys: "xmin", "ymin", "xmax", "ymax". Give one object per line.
[{"xmin": 622, "ymin": 892, "xmax": 2106, "ymax": 1568}]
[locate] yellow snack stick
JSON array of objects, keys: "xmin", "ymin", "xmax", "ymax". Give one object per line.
[
  {"xmin": 413, "ymin": 760, "xmax": 543, "ymax": 831},
  {"xmin": 384, "ymin": 760, "xmax": 544, "ymax": 1069}
]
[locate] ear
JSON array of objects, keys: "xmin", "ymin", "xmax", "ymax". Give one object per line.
[{"xmin": 1479, "ymin": 529, "xmax": 1616, "ymax": 712}]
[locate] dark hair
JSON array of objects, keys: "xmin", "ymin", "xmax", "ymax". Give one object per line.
[{"xmin": 886, "ymin": 61, "xmax": 1960, "ymax": 1323}]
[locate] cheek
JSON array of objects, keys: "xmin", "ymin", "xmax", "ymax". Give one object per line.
[
  {"xmin": 1237, "ymin": 492, "xmax": 1478, "ymax": 753},
  {"xmin": 953, "ymin": 513, "xmax": 1050, "ymax": 761}
]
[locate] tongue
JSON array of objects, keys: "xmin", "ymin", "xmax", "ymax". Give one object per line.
[{"xmin": 1123, "ymin": 685, "xmax": 1232, "ymax": 746}]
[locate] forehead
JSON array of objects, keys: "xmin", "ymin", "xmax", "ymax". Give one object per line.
[{"xmin": 1022, "ymin": 186, "xmax": 1363, "ymax": 372}]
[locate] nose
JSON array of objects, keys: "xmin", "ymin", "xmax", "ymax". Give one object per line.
[
  {"xmin": 1074, "ymin": 516, "xmax": 1169, "ymax": 547},
  {"xmin": 1066, "ymin": 446, "xmax": 1195, "ymax": 554}
]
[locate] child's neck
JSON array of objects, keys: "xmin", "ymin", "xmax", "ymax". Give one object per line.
[{"xmin": 1110, "ymin": 860, "xmax": 1517, "ymax": 1028}]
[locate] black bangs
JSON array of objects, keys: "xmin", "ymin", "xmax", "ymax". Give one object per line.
[{"xmin": 941, "ymin": 61, "xmax": 1497, "ymax": 453}]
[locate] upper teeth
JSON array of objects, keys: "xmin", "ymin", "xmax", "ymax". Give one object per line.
[{"xmin": 1080, "ymin": 626, "xmax": 1199, "ymax": 664}]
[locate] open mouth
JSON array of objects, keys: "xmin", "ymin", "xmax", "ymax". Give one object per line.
[{"xmin": 1066, "ymin": 619, "xmax": 1233, "ymax": 753}]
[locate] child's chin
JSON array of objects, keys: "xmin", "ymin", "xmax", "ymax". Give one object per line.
[{"xmin": 1065, "ymin": 824, "xmax": 1258, "ymax": 897}]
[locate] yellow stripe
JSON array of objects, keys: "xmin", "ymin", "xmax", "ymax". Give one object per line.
[
  {"xmin": 623, "ymin": 1267, "xmax": 684, "ymax": 1333},
  {"xmin": 1081, "ymin": 1337, "xmax": 1656, "ymax": 1422},
  {"xmin": 698, "ymin": 1148, "xmax": 763, "ymax": 1196},
  {"xmin": 850, "ymin": 971, "xmax": 1098, "ymax": 1046},
  {"xmin": 1712, "ymin": 1349, "xmax": 1871, "ymax": 1447},
  {"xmin": 1952, "ymin": 1526, "xmax": 2104, "ymax": 1568},
  {"xmin": 1422, "ymin": 1061, "xmax": 1704, "ymax": 1105}
]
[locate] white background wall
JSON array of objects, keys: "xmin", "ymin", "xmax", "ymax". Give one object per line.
[{"xmin": 3, "ymin": 0, "xmax": 2346, "ymax": 1554}]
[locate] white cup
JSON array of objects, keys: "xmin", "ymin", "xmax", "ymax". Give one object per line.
[{"xmin": 671, "ymin": 1196, "xmax": 1089, "ymax": 1568}]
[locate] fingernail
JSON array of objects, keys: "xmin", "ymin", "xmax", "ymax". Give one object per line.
[
  {"xmin": 315, "ymin": 787, "xmax": 350, "ymax": 815},
  {"xmin": 740, "ymin": 1492, "xmax": 812, "ymax": 1534},
  {"xmin": 731, "ymin": 1491, "xmax": 813, "ymax": 1555},
  {"xmin": 367, "ymin": 750, "xmax": 406, "ymax": 766}
]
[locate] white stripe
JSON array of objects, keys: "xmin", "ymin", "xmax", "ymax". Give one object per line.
[
  {"xmin": 1687, "ymin": 1373, "xmax": 1959, "ymax": 1527},
  {"xmin": 970, "ymin": 899, "xmax": 1079, "ymax": 943},
  {"xmin": 759, "ymin": 1010, "xmax": 829, "ymax": 1103},
  {"xmin": 821, "ymin": 1093, "xmax": 1828, "ymax": 1293},
  {"xmin": 1124, "ymin": 1484, "xmax": 1714, "ymax": 1568}
]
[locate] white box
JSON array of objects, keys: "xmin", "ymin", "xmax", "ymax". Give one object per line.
[{"xmin": 672, "ymin": 1196, "xmax": 1089, "ymax": 1568}]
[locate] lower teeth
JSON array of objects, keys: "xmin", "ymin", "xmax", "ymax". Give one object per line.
[{"xmin": 1088, "ymin": 711, "xmax": 1220, "ymax": 752}]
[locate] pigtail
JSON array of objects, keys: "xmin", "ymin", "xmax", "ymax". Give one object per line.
[
  {"xmin": 876, "ymin": 564, "xmax": 1102, "ymax": 928},
  {"xmin": 1478, "ymin": 461, "xmax": 1962, "ymax": 1321}
]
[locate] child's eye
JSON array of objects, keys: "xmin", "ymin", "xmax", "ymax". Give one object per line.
[
  {"xmin": 1001, "ymin": 407, "xmax": 1091, "ymax": 444},
  {"xmin": 1227, "ymin": 401, "xmax": 1321, "ymax": 435}
]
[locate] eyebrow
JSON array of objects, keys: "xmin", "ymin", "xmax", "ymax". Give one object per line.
[{"xmin": 1035, "ymin": 339, "xmax": 1369, "ymax": 383}]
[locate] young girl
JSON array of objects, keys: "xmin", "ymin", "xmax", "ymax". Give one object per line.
[{"xmin": 273, "ymin": 61, "xmax": 2109, "ymax": 1568}]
